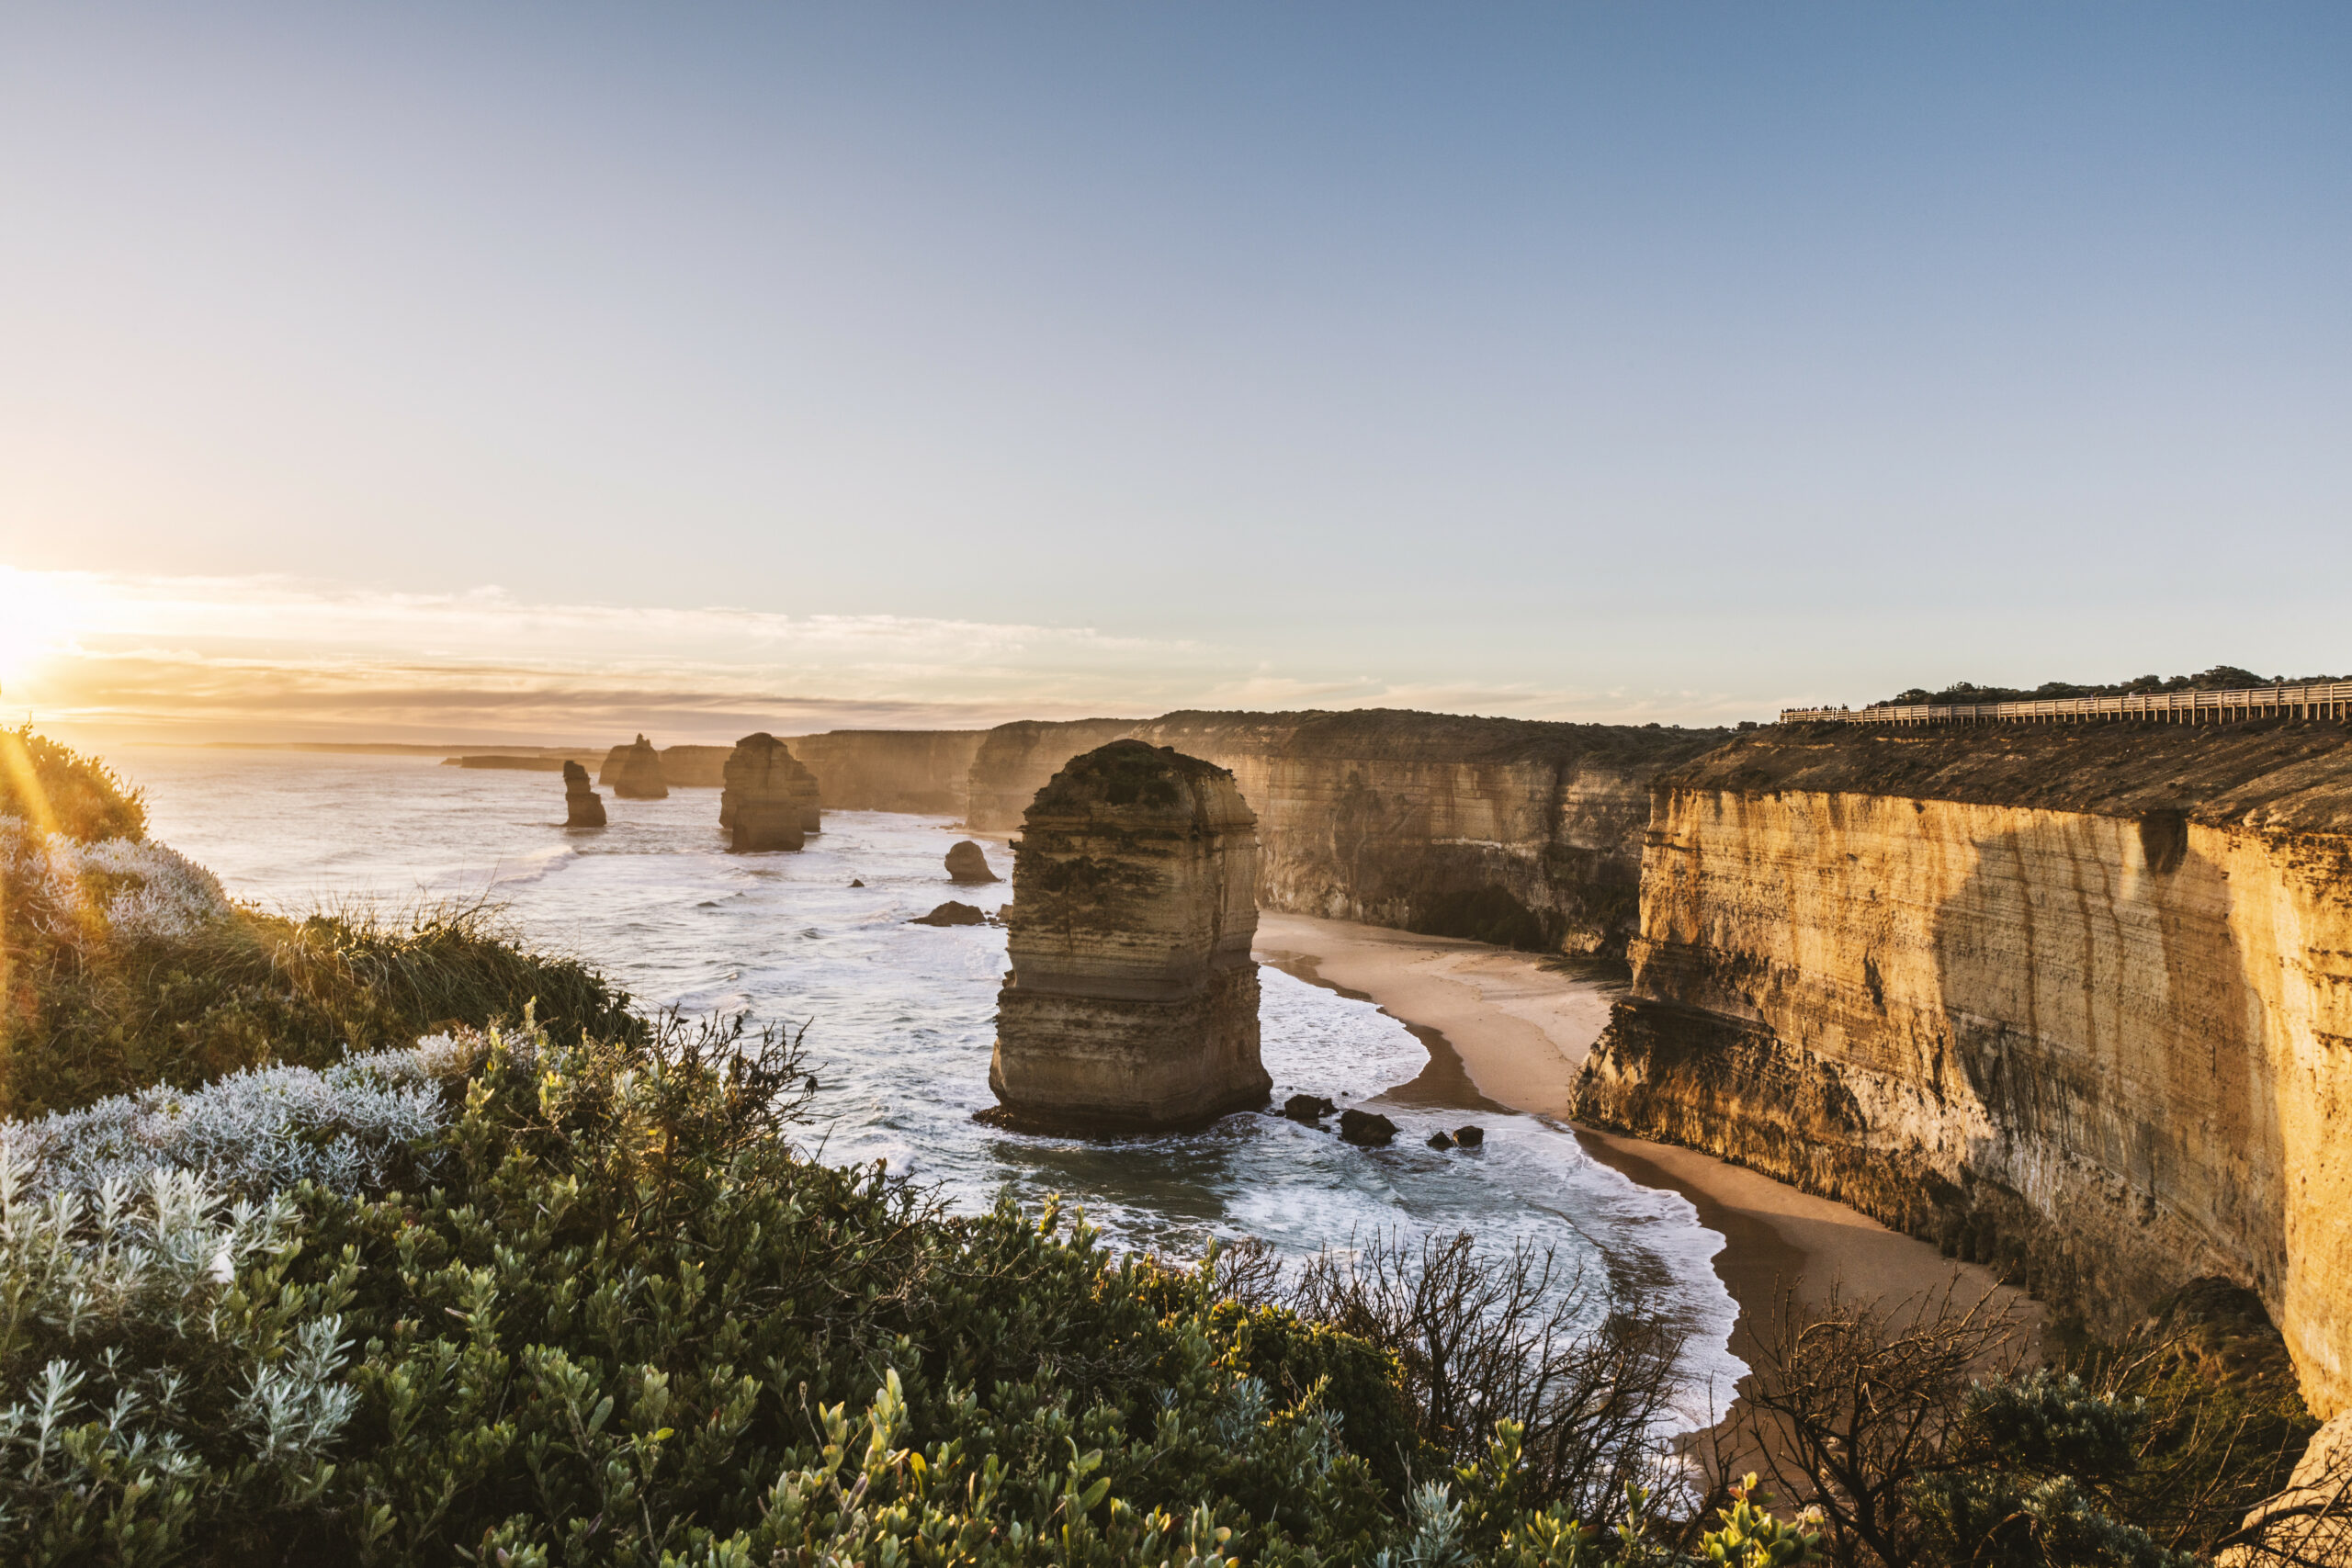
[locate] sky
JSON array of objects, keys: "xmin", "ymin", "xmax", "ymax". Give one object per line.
[{"xmin": 2, "ymin": 3, "xmax": 2346, "ymax": 743}]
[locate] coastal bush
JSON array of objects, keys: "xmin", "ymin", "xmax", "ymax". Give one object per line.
[
  {"xmin": 4, "ymin": 791, "xmax": 639, "ymax": 1121},
  {"xmin": 0, "ymin": 1029, "xmax": 487, "ymax": 1202},
  {"xmin": 0, "ymin": 1015, "xmax": 1822, "ymax": 1566},
  {"xmin": 1722, "ymin": 1280, "xmax": 2317, "ymax": 1567},
  {"xmin": 0, "ymin": 724, "xmax": 146, "ymax": 843}
]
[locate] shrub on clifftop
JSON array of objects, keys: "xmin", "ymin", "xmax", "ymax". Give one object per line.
[
  {"xmin": 0, "ymin": 1015, "xmax": 1825, "ymax": 1566},
  {"xmin": 0, "ymin": 728, "xmax": 639, "ymax": 1119}
]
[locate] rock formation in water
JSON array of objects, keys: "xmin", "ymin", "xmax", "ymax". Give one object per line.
[
  {"xmin": 561, "ymin": 761, "xmax": 606, "ymax": 828},
  {"xmin": 1571, "ymin": 721, "xmax": 2352, "ymax": 1417},
  {"xmin": 989, "ymin": 740, "xmax": 1269, "ymax": 1131},
  {"xmin": 719, "ymin": 733, "xmax": 815, "ymax": 852},
  {"xmin": 785, "ymin": 730, "xmax": 991, "ymax": 814},
  {"xmin": 605, "ymin": 736, "xmax": 669, "ymax": 800},
  {"xmin": 719, "ymin": 734, "xmax": 821, "ymax": 843},
  {"xmin": 944, "ymin": 840, "xmax": 998, "ymax": 883},
  {"xmin": 963, "ymin": 719, "xmax": 1145, "ymax": 832},
  {"xmin": 1338, "ymin": 1109, "xmax": 1397, "ymax": 1146},
  {"xmin": 910, "ymin": 900, "xmax": 986, "ymax": 927}
]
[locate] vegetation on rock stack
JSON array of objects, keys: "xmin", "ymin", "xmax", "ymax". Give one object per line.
[{"xmin": 0, "ymin": 728, "xmax": 637, "ymax": 1120}]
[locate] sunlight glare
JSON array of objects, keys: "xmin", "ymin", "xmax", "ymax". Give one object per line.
[{"xmin": 0, "ymin": 569, "xmax": 80, "ymax": 694}]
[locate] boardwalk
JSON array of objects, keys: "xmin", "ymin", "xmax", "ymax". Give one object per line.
[{"xmin": 1781, "ymin": 680, "xmax": 2352, "ymax": 728}]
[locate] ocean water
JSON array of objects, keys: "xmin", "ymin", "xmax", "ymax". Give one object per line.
[{"xmin": 122, "ymin": 747, "xmax": 1743, "ymax": 1424}]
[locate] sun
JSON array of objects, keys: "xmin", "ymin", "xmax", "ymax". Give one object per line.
[{"xmin": 0, "ymin": 567, "xmax": 79, "ymax": 694}]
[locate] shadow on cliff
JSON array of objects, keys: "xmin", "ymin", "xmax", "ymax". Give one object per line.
[{"xmin": 1926, "ymin": 810, "xmax": 2276, "ymax": 1331}]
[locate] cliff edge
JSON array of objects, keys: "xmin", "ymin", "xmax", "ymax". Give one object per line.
[{"xmin": 1574, "ymin": 721, "xmax": 2352, "ymax": 1416}]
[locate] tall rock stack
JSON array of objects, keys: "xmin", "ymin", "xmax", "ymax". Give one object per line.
[
  {"xmin": 607, "ymin": 736, "xmax": 669, "ymax": 800},
  {"xmin": 720, "ymin": 733, "xmax": 820, "ymax": 852},
  {"xmin": 561, "ymin": 761, "xmax": 607, "ymax": 828},
  {"xmin": 989, "ymin": 739, "xmax": 1269, "ymax": 1131}
]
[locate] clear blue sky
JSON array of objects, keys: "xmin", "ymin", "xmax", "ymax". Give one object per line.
[{"xmin": 3, "ymin": 3, "xmax": 2346, "ymax": 738}]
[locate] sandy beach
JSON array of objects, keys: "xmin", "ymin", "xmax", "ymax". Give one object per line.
[{"xmin": 1252, "ymin": 912, "xmax": 2023, "ymax": 1364}]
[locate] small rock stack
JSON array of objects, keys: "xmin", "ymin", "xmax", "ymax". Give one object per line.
[
  {"xmin": 720, "ymin": 733, "xmax": 821, "ymax": 852},
  {"xmin": 561, "ymin": 761, "xmax": 606, "ymax": 828},
  {"xmin": 945, "ymin": 840, "xmax": 998, "ymax": 883},
  {"xmin": 607, "ymin": 735, "xmax": 669, "ymax": 800},
  {"xmin": 989, "ymin": 739, "xmax": 1269, "ymax": 1131}
]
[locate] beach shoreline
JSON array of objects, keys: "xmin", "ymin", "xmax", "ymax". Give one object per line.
[{"xmin": 1252, "ymin": 912, "xmax": 2026, "ymax": 1371}]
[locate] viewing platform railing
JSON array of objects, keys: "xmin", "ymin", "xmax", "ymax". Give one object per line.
[{"xmin": 1780, "ymin": 681, "xmax": 2352, "ymax": 728}]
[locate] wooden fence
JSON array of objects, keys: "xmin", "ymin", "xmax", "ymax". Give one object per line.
[{"xmin": 1781, "ymin": 681, "xmax": 2352, "ymax": 728}]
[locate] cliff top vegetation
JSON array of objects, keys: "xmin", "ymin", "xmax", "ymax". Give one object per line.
[
  {"xmin": 1672, "ymin": 723, "xmax": 2352, "ymax": 835},
  {"xmin": 1137, "ymin": 709, "xmax": 1735, "ymax": 767},
  {"xmin": 1876, "ymin": 667, "xmax": 2350, "ymax": 708},
  {"xmin": 0, "ymin": 722, "xmax": 147, "ymax": 841}
]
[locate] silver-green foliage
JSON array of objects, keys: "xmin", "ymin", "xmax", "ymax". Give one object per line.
[{"xmin": 0, "ymin": 1158, "xmax": 362, "ymax": 1559}]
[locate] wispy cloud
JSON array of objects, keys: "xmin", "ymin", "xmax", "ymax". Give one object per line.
[{"xmin": 1, "ymin": 568, "xmax": 1750, "ymax": 742}]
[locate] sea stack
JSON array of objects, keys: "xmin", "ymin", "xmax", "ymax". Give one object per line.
[
  {"xmin": 944, "ymin": 840, "xmax": 998, "ymax": 883},
  {"xmin": 988, "ymin": 739, "xmax": 1269, "ymax": 1131},
  {"xmin": 561, "ymin": 761, "xmax": 607, "ymax": 828},
  {"xmin": 720, "ymin": 733, "xmax": 817, "ymax": 852},
  {"xmin": 608, "ymin": 735, "xmax": 669, "ymax": 800}
]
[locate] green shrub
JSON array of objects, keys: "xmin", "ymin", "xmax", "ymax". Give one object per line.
[
  {"xmin": 0, "ymin": 1019, "xmax": 1821, "ymax": 1566},
  {"xmin": 0, "ymin": 725, "xmax": 146, "ymax": 843}
]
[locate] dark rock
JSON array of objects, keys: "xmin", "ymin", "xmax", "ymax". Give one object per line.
[
  {"xmin": 849, "ymin": 878, "xmax": 865, "ymax": 887},
  {"xmin": 1427, "ymin": 1130, "xmax": 1455, "ymax": 1149},
  {"xmin": 1339, "ymin": 1109, "xmax": 1398, "ymax": 1147},
  {"xmin": 607, "ymin": 735, "xmax": 669, "ymax": 799},
  {"xmin": 1283, "ymin": 1093, "xmax": 1337, "ymax": 1124},
  {"xmin": 1453, "ymin": 1125, "xmax": 1486, "ymax": 1147},
  {"xmin": 721, "ymin": 734, "xmax": 813, "ymax": 852},
  {"xmin": 945, "ymin": 840, "xmax": 999, "ymax": 883},
  {"xmin": 561, "ymin": 760, "xmax": 607, "ymax": 828},
  {"xmin": 910, "ymin": 900, "xmax": 987, "ymax": 927}
]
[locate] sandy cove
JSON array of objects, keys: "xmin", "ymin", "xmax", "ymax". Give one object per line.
[{"xmin": 1251, "ymin": 911, "xmax": 2024, "ymax": 1368}]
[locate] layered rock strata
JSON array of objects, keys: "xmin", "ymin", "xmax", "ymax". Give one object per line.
[
  {"xmin": 561, "ymin": 761, "xmax": 606, "ymax": 828},
  {"xmin": 962, "ymin": 719, "xmax": 1144, "ymax": 832},
  {"xmin": 785, "ymin": 730, "xmax": 989, "ymax": 814},
  {"xmin": 989, "ymin": 740, "xmax": 1270, "ymax": 1131},
  {"xmin": 604, "ymin": 736, "xmax": 670, "ymax": 800},
  {"xmin": 719, "ymin": 734, "xmax": 817, "ymax": 852},
  {"xmin": 1127, "ymin": 710, "xmax": 1728, "ymax": 955},
  {"xmin": 1573, "ymin": 722, "xmax": 2352, "ymax": 1416}
]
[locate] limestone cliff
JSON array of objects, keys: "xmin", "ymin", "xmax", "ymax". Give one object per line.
[
  {"xmin": 989, "ymin": 740, "xmax": 1268, "ymax": 1130},
  {"xmin": 1128, "ymin": 711, "xmax": 1727, "ymax": 955},
  {"xmin": 602, "ymin": 737, "xmax": 669, "ymax": 800},
  {"xmin": 964, "ymin": 720, "xmax": 1142, "ymax": 832},
  {"xmin": 785, "ymin": 730, "xmax": 989, "ymax": 815},
  {"xmin": 1573, "ymin": 722, "xmax": 2352, "ymax": 1416},
  {"xmin": 656, "ymin": 746, "xmax": 731, "ymax": 788}
]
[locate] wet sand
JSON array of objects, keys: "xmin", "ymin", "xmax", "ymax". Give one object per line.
[{"xmin": 1252, "ymin": 912, "xmax": 2024, "ymax": 1368}]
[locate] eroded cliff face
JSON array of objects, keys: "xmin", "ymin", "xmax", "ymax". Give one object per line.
[
  {"xmin": 964, "ymin": 720, "xmax": 1142, "ymax": 832},
  {"xmin": 1575, "ymin": 724, "xmax": 2352, "ymax": 1415},
  {"xmin": 786, "ymin": 730, "xmax": 989, "ymax": 815},
  {"xmin": 1129, "ymin": 711, "xmax": 1728, "ymax": 955}
]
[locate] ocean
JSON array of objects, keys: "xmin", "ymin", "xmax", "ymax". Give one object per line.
[{"xmin": 122, "ymin": 746, "xmax": 1743, "ymax": 1425}]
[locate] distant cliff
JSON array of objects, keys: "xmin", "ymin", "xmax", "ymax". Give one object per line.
[
  {"xmin": 964, "ymin": 720, "xmax": 1143, "ymax": 832},
  {"xmin": 1574, "ymin": 722, "xmax": 2352, "ymax": 1416},
  {"xmin": 786, "ymin": 730, "xmax": 989, "ymax": 815},
  {"xmin": 1128, "ymin": 711, "xmax": 1728, "ymax": 955}
]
